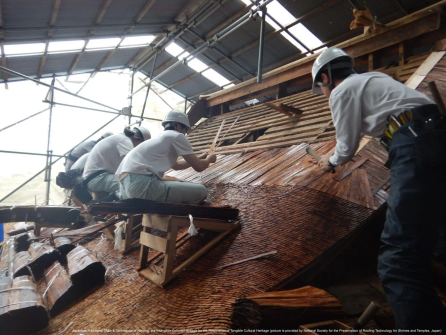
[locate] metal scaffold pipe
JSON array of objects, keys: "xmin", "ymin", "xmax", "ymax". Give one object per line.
[
  {"xmin": 0, "ymin": 114, "xmax": 121, "ymax": 203},
  {"xmin": 42, "ymin": 101, "xmax": 162, "ymax": 122},
  {"xmin": 0, "ymin": 66, "xmax": 121, "ymax": 112},
  {"xmin": 129, "ymin": 0, "xmax": 274, "ymax": 99}
]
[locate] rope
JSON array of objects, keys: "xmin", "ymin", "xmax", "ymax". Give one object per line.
[
  {"xmin": 0, "ymin": 287, "xmax": 36, "ymax": 293},
  {"xmin": 43, "ymin": 268, "xmax": 66, "ymax": 299},
  {"xmin": 0, "ymin": 301, "xmax": 39, "ymax": 309},
  {"xmin": 45, "ymin": 262, "xmax": 61, "ymax": 276}
]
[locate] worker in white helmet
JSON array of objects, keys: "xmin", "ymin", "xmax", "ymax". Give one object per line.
[
  {"xmin": 65, "ymin": 131, "xmax": 113, "ymax": 171},
  {"xmin": 82, "ymin": 126, "xmax": 151, "ymax": 196},
  {"xmin": 116, "ymin": 110, "xmax": 216, "ymax": 204},
  {"xmin": 312, "ymin": 47, "xmax": 446, "ymax": 330}
]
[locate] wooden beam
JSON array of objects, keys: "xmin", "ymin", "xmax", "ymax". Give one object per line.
[
  {"xmin": 205, "ymin": 3, "xmax": 444, "ymax": 107},
  {"xmin": 37, "ymin": 0, "xmax": 61, "ymax": 79},
  {"xmin": 67, "ymin": 0, "xmax": 113, "ymax": 76},
  {"xmin": 91, "ymin": 0, "xmax": 157, "ymax": 76},
  {"xmin": 135, "ymin": 0, "xmax": 157, "ymax": 23},
  {"xmin": 405, "ymin": 51, "xmax": 446, "ymax": 89},
  {"xmin": 49, "ymin": 0, "xmax": 61, "ymax": 26},
  {"xmin": 399, "ymin": 42, "xmax": 405, "ymax": 66}
]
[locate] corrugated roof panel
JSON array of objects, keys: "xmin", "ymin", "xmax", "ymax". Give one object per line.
[
  {"xmin": 74, "ymin": 50, "xmax": 111, "ymax": 72},
  {"xmin": 358, "ymin": 0, "xmax": 401, "ymax": 21},
  {"xmin": 211, "ymin": 18, "xmax": 275, "ymax": 56},
  {"xmin": 139, "ymin": 0, "xmax": 192, "ymax": 23},
  {"xmin": 303, "ymin": 1, "xmax": 357, "ymax": 43},
  {"xmin": 2, "ymin": 0, "xmax": 53, "ymax": 28},
  {"xmin": 102, "ymin": 48, "xmax": 144, "ymax": 69},
  {"xmin": 3, "ymin": 30, "xmax": 47, "ymax": 43},
  {"xmin": 100, "ymin": 0, "xmax": 150, "ymax": 25},
  {"xmin": 139, "ymin": 51, "xmax": 172, "ymax": 73},
  {"xmin": 43, "ymin": 53, "xmax": 79, "ymax": 75},
  {"xmin": 233, "ymin": 34, "xmax": 300, "ymax": 74},
  {"xmin": 173, "ymin": 74, "xmax": 217, "ymax": 98},
  {"xmin": 201, "ymin": 48, "xmax": 252, "ymax": 79},
  {"xmin": 56, "ymin": 0, "xmax": 103, "ymax": 26},
  {"xmin": 192, "ymin": 0, "xmax": 247, "ymax": 37},
  {"xmin": 278, "ymin": 0, "xmax": 330, "ymax": 18},
  {"xmin": 4, "ymin": 55, "xmax": 42, "ymax": 79},
  {"xmin": 157, "ymin": 63, "xmax": 197, "ymax": 87}
]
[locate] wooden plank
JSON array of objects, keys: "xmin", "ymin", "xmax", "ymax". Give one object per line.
[
  {"xmin": 142, "ymin": 214, "xmax": 169, "ymax": 232},
  {"xmin": 171, "ymin": 216, "xmax": 235, "ymax": 231},
  {"xmin": 333, "ymin": 157, "xmax": 368, "ymax": 181},
  {"xmin": 140, "ymin": 231, "xmax": 167, "ymax": 253},
  {"xmin": 172, "ymin": 222, "xmax": 240, "ymax": 278},
  {"xmin": 405, "ymin": 51, "xmax": 446, "ymax": 89},
  {"xmin": 162, "ymin": 221, "xmax": 178, "ymax": 284}
]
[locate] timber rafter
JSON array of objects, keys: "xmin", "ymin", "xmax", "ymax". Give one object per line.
[{"xmin": 202, "ymin": 1, "xmax": 446, "ymax": 108}]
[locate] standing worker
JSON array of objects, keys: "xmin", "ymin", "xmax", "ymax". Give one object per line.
[
  {"xmin": 83, "ymin": 126, "xmax": 151, "ymax": 195},
  {"xmin": 116, "ymin": 110, "xmax": 216, "ymax": 204},
  {"xmin": 65, "ymin": 131, "xmax": 113, "ymax": 171},
  {"xmin": 311, "ymin": 47, "xmax": 446, "ymax": 330}
]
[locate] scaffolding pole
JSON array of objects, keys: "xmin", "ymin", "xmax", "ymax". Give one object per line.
[
  {"xmin": 42, "ymin": 100, "xmax": 162, "ymax": 121},
  {"xmin": 0, "ymin": 114, "xmax": 121, "ymax": 203},
  {"xmin": 44, "ymin": 76, "xmax": 55, "ymax": 205},
  {"xmin": 0, "ymin": 66, "xmax": 121, "ymax": 112},
  {"xmin": 257, "ymin": 6, "xmax": 266, "ymax": 83},
  {"xmin": 129, "ymin": 0, "xmax": 274, "ymax": 99},
  {"xmin": 0, "ymin": 107, "xmax": 50, "ymax": 133},
  {"xmin": 141, "ymin": 50, "xmax": 159, "ymax": 119},
  {"xmin": 0, "ymin": 150, "xmax": 64, "ymax": 158}
]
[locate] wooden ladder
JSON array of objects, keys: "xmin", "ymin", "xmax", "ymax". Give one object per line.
[{"xmin": 138, "ymin": 214, "xmax": 239, "ymax": 288}]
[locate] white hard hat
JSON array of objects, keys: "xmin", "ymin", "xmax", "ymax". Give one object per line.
[
  {"xmin": 312, "ymin": 47, "xmax": 354, "ymax": 95},
  {"xmin": 101, "ymin": 131, "xmax": 113, "ymax": 138},
  {"xmin": 161, "ymin": 110, "xmax": 191, "ymax": 129},
  {"xmin": 133, "ymin": 126, "xmax": 151, "ymax": 141}
]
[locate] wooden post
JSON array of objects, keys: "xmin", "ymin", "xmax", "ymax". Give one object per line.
[
  {"xmin": 399, "ymin": 42, "xmax": 405, "ymax": 66},
  {"xmin": 368, "ymin": 53, "xmax": 374, "ymax": 72}
]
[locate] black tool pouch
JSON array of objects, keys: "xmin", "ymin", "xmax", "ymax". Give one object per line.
[{"xmin": 73, "ymin": 170, "xmax": 106, "ymax": 204}]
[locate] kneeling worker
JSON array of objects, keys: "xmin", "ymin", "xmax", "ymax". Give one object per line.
[
  {"xmin": 83, "ymin": 126, "xmax": 151, "ymax": 195},
  {"xmin": 116, "ymin": 110, "xmax": 216, "ymax": 204},
  {"xmin": 311, "ymin": 47, "xmax": 446, "ymax": 330},
  {"xmin": 65, "ymin": 131, "xmax": 113, "ymax": 171}
]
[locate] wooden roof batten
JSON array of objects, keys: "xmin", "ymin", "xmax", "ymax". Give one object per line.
[
  {"xmin": 36, "ymin": 0, "xmax": 61, "ymax": 79},
  {"xmin": 90, "ymin": 0, "xmax": 159, "ymax": 78},
  {"xmin": 66, "ymin": 0, "xmax": 113, "ymax": 78},
  {"xmin": 197, "ymin": 0, "xmax": 446, "ymax": 110}
]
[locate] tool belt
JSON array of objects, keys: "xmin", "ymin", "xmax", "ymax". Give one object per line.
[{"xmin": 380, "ymin": 104, "xmax": 443, "ymax": 151}]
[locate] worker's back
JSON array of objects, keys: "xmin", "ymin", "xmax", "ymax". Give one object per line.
[
  {"xmin": 116, "ymin": 130, "xmax": 194, "ymax": 180},
  {"xmin": 83, "ymin": 134, "xmax": 133, "ymax": 177}
]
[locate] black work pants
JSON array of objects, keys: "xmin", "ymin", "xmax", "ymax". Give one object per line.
[{"xmin": 378, "ymin": 119, "xmax": 446, "ymax": 331}]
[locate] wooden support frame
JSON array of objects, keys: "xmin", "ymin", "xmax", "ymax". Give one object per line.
[
  {"xmin": 204, "ymin": 2, "xmax": 445, "ymax": 107},
  {"xmin": 138, "ymin": 214, "xmax": 239, "ymax": 288}
]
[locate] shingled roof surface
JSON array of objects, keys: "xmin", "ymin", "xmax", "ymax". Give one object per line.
[{"xmin": 39, "ymin": 51, "xmax": 444, "ymax": 334}]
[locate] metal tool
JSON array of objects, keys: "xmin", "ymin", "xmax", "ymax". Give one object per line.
[
  {"xmin": 306, "ymin": 147, "xmax": 335, "ymax": 174},
  {"xmin": 353, "ymin": 301, "xmax": 381, "ymax": 330}
]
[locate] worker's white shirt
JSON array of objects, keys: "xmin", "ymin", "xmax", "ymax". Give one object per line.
[
  {"xmin": 328, "ymin": 72, "xmax": 433, "ymax": 166},
  {"xmin": 83, "ymin": 134, "xmax": 133, "ymax": 178},
  {"xmin": 71, "ymin": 153, "xmax": 89, "ymax": 171},
  {"xmin": 70, "ymin": 139, "xmax": 97, "ymax": 159},
  {"xmin": 116, "ymin": 130, "xmax": 194, "ymax": 180}
]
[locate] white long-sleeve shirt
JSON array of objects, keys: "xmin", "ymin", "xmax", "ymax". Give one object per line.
[{"xmin": 328, "ymin": 72, "xmax": 433, "ymax": 166}]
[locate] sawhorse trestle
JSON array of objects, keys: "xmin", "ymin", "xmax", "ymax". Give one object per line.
[{"xmin": 138, "ymin": 214, "xmax": 239, "ymax": 288}]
